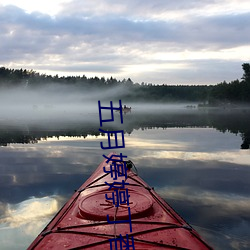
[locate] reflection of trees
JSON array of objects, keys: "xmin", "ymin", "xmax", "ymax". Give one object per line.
[
  {"xmin": 200, "ymin": 109, "xmax": 250, "ymax": 149},
  {"xmin": 0, "ymin": 131, "xmax": 38, "ymax": 146},
  {"xmin": 0, "ymin": 109, "xmax": 250, "ymax": 149},
  {"xmin": 0, "ymin": 122, "xmax": 100, "ymax": 146},
  {"xmin": 241, "ymin": 133, "xmax": 250, "ymax": 149}
]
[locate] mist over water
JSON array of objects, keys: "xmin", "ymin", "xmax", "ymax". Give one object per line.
[
  {"xmin": 1, "ymin": 84, "xmax": 250, "ymax": 149},
  {"xmin": 0, "ymin": 85, "xmax": 96, "ymax": 122},
  {"xmin": 0, "ymin": 84, "xmax": 250, "ymax": 249},
  {"xmin": 0, "ymin": 84, "xmax": 197, "ymax": 125}
]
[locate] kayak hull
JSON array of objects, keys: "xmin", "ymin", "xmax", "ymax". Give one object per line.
[{"xmin": 28, "ymin": 153, "xmax": 213, "ymax": 249}]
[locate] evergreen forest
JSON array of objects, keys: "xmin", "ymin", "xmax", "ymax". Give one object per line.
[{"xmin": 0, "ymin": 63, "xmax": 250, "ymax": 105}]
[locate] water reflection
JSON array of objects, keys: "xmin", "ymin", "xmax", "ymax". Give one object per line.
[
  {"xmin": 0, "ymin": 196, "xmax": 59, "ymax": 228},
  {"xmin": 0, "ymin": 108, "xmax": 250, "ymax": 249},
  {"xmin": 0, "ymin": 196, "xmax": 62, "ymax": 250},
  {"xmin": 0, "ymin": 107, "xmax": 250, "ymax": 149}
]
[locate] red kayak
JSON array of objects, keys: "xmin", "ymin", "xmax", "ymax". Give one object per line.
[{"xmin": 28, "ymin": 153, "xmax": 213, "ymax": 249}]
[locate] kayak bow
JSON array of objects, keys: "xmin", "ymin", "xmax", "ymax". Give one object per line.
[{"xmin": 28, "ymin": 153, "xmax": 213, "ymax": 249}]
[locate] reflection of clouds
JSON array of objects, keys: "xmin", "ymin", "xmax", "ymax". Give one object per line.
[
  {"xmin": 0, "ymin": 202, "xmax": 7, "ymax": 218},
  {"xmin": 0, "ymin": 196, "xmax": 59, "ymax": 230},
  {"xmin": 0, "ymin": 196, "xmax": 62, "ymax": 250},
  {"xmin": 0, "ymin": 127, "xmax": 249, "ymax": 249},
  {"xmin": 4, "ymin": 142, "xmax": 103, "ymax": 176},
  {"xmin": 157, "ymin": 186, "xmax": 250, "ymax": 249},
  {"xmin": 194, "ymin": 223, "xmax": 250, "ymax": 250},
  {"xmin": 0, "ymin": 141, "xmax": 107, "ymax": 205},
  {"xmin": 157, "ymin": 186, "xmax": 250, "ymax": 216},
  {"xmin": 126, "ymin": 127, "xmax": 243, "ymax": 152},
  {"xmin": 125, "ymin": 137, "xmax": 185, "ymax": 150},
  {"xmin": 125, "ymin": 129, "xmax": 188, "ymax": 150},
  {"xmin": 5, "ymin": 128, "xmax": 245, "ymax": 172},
  {"xmin": 153, "ymin": 150, "xmax": 250, "ymax": 166}
]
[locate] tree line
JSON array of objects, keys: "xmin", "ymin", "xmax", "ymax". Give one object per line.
[
  {"xmin": 208, "ymin": 63, "xmax": 250, "ymax": 105},
  {"xmin": 0, "ymin": 63, "xmax": 249, "ymax": 104}
]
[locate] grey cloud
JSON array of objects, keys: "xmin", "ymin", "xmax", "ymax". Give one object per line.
[
  {"xmin": 133, "ymin": 59, "xmax": 244, "ymax": 85},
  {"xmin": 185, "ymin": 13, "xmax": 250, "ymax": 49},
  {"xmin": 59, "ymin": 0, "xmax": 215, "ymax": 18},
  {"xmin": 0, "ymin": 3, "xmax": 249, "ymax": 84},
  {"xmin": 1, "ymin": 4, "xmax": 249, "ymax": 50},
  {"xmin": 39, "ymin": 64, "xmax": 121, "ymax": 74}
]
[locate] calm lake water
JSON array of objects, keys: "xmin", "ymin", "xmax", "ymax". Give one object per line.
[{"xmin": 0, "ymin": 104, "xmax": 250, "ymax": 249}]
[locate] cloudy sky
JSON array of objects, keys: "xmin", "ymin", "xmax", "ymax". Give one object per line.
[{"xmin": 0, "ymin": 0, "xmax": 250, "ymax": 85}]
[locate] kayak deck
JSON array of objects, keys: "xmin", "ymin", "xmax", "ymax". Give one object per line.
[{"xmin": 28, "ymin": 153, "xmax": 213, "ymax": 249}]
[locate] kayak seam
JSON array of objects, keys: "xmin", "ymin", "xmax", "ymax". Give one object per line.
[
  {"xmin": 64, "ymin": 229, "xmax": 191, "ymax": 250},
  {"xmin": 45, "ymin": 223, "xmax": 193, "ymax": 249},
  {"xmin": 56, "ymin": 221, "xmax": 183, "ymax": 230}
]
